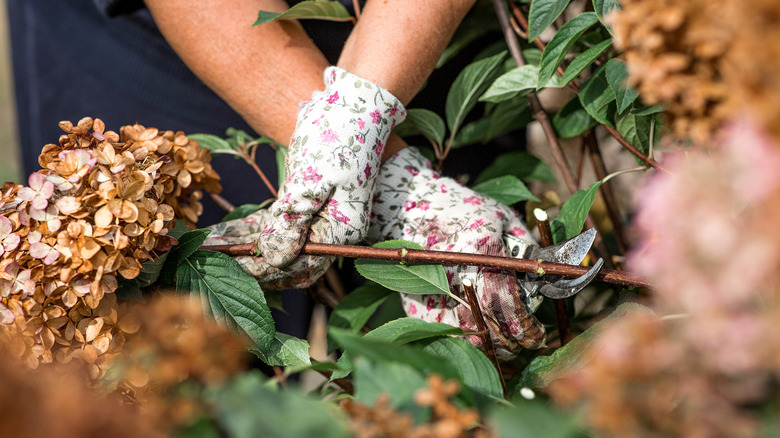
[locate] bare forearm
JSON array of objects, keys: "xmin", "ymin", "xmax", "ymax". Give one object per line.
[
  {"xmin": 145, "ymin": 0, "xmax": 329, "ymax": 144},
  {"xmin": 338, "ymin": 0, "xmax": 477, "ymax": 105}
]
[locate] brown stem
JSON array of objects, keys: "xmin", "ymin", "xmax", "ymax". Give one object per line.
[
  {"xmin": 575, "ymin": 141, "xmax": 587, "ymax": 186},
  {"xmin": 584, "ymin": 129, "xmax": 628, "ymax": 254},
  {"xmin": 200, "ymin": 241, "xmax": 652, "ymax": 289},
  {"xmin": 603, "ymin": 125, "xmax": 667, "ymax": 172},
  {"xmin": 324, "ymin": 266, "xmax": 346, "ymax": 300},
  {"xmin": 462, "ymin": 278, "xmax": 505, "ymax": 394},
  {"xmin": 493, "ymin": 0, "xmax": 612, "ymax": 266},
  {"xmin": 352, "ymin": 0, "xmax": 361, "ymax": 19},
  {"xmin": 535, "ymin": 210, "xmax": 571, "ymax": 346},
  {"xmin": 312, "ymin": 281, "xmax": 341, "ymax": 309},
  {"xmin": 246, "ymin": 156, "xmax": 278, "ymax": 198},
  {"xmin": 209, "ymin": 193, "xmax": 236, "ymax": 213}
]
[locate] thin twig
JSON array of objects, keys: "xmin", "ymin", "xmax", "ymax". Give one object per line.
[
  {"xmin": 246, "ymin": 157, "xmax": 278, "ymax": 198},
  {"xmin": 584, "ymin": 129, "xmax": 628, "ymax": 254},
  {"xmin": 462, "ymin": 278, "xmax": 505, "ymax": 394},
  {"xmin": 209, "ymin": 193, "xmax": 236, "ymax": 213},
  {"xmin": 493, "ymin": 0, "xmax": 613, "ymax": 266},
  {"xmin": 535, "ymin": 209, "xmax": 571, "ymax": 346},
  {"xmin": 352, "ymin": 0, "xmax": 361, "ymax": 20},
  {"xmin": 324, "ymin": 266, "xmax": 347, "ymax": 300},
  {"xmin": 200, "ymin": 241, "xmax": 652, "ymax": 289}
]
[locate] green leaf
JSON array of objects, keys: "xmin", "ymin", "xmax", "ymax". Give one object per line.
[
  {"xmin": 528, "ymin": 0, "xmax": 573, "ymax": 41},
  {"xmin": 400, "ymin": 108, "xmax": 446, "ymax": 148},
  {"xmin": 445, "ymin": 51, "xmax": 507, "ymax": 138},
  {"xmin": 552, "ymin": 97, "xmax": 598, "ymax": 138},
  {"xmin": 550, "ymin": 181, "xmax": 602, "ymax": 244},
  {"xmin": 251, "ymin": 332, "xmax": 311, "ymax": 369},
  {"xmin": 365, "ymin": 317, "xmax": 463, "ymax": 344},
  {"xmin": 490, "ymin": 401, "xmax": 583, "ymax": 438},
  {"xmin": 221, "ymin": 204, "xmax": 261, "ymax": 222},
  {"xmin": 136, "ymin": 253, "xmax": 168, "ymax": 288},
  {"xmin": 453, "ymin": 101, "xmax": 532, "ymax": 149},
  {"xmin": 419, "ymin": 337, "xmax": 503, "ymax": 400},
  {"xmin": 115, "ymin": 278, "xmax": 144, "ymax": 302},
  {"xmin": 593, "ymin": 0, "xmax": 621, "ymax": 26},
  {"xmin": 473, "ymin": 176, "xmax": 540, "ymax": 204},
  {"xmin": 329, "ymin": 328, "xmax": 459, "ymax": 380},
  {"xmin": 169, "ymin": 229, "xmax": 212, "ymax": 264},
  {"xmin": 355, "ymin": 240, "xmax": 450, "ymax": 296},
  {"xmin": 352, "ymin": 358, "xmax": 429, "ymax": 419},
  {"xmin": 616, "ymin": 110, "xmax": 653, "ymax": 157},
  {"xmin": 275, "ymin": 144, "xmax": 288, "ymax": 189},
  {"xmin": 631, "ymin": 103, "xmax": 665, "ymax": 116},
  {"xmin": 159, "ymin": 228, "xmax": 212, "ymax": 286},
  {"xmin": 605, "ymin": 58, "xmax": 639, "ymax": 113},
  {"xmin": 177, "ymin": 250, "xmax": 275, "ymax": 351},
  {"xmin": 254, "ymin": 1, "xmax": 352, "ymax": 26},
  {"xmin": 187, "ymin": 133, "xmax": 240, "ymax": 156},
  {"xmin": 560, "ymin": 39, "xmax": 612, "ymax": 86},
  {"xmin": 207, "ymin": 372, "xmax": 349, "ymax": 438},
  {"xmin": 522, "ymin": 48, "xmax": 544, "ymax": 66},
  {"xmin": 538, "ymin": 12, "xmax": 600, "ymax": 89},
  {"xmin": 329, "ymin": 282, "xmax": 394, "ymax": 333},
  {"xmin": 578, "ymin": 63, "xmax": 617, "ymax": 127},
  {"xmin": 481, "ymin": 65, "xmax": 563, "ymax": 103},
  {"xmin": 519, "ymin": 303, "xmax": 653, "ymax": 388},
  {"xmin": 475, "ymin": 151, "xmax": 556, "ymax": 184}
]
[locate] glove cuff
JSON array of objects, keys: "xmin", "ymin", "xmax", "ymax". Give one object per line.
[{"xmin": 320, "ymin": 66, "xmax": 407, "ymax": 130}]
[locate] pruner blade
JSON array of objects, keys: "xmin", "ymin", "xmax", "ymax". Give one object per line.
[{"xmin": 504, "ymin": 228, "xmax": 604, "ymax": 312}]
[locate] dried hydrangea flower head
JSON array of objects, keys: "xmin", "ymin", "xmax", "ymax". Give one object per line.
[
  {"xmin": 0, "ymin": 117, "xmax": 220, "ymax": 376},
  {"xmin": 611, "ymin": 0, "xmax": 780, "ymax": 142}
]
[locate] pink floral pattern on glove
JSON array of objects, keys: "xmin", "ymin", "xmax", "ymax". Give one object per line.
[
  {"xmin": 258, "ymin": 67, "xmax": 406, "ymax": 268},
  {"xmin": 368, "ymin": 147, "xmax": 546, "ymax": 359}
]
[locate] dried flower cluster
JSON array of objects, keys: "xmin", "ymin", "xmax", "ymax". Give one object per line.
[
  {"xmin": 611, "ymin": 0, "xmax": 780, "ymax": 142},
  {"xmin": 0, "ymin": 341, "xmax": 159, "ymax": 438},
  {"xmin": 0, "ymin": 117, "xmax": 220, "ymax": 376},
  {"xmin": 549, "ymin": 121, "xmax": 780, "ymax": 437},
  {"xmin": 341, "ymin": 375, "xmax": 492, "ymax": 438},
  {"xmin": 108, "ymin": 296, "xmax": 247, "ymax": 431}
]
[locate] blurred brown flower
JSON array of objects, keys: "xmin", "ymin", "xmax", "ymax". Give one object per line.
[
  {"xmin": 611, "ymin": 0, "xmax": 780, "ymax": 142},
  {"xmin": 549, "ymin": 121, "xmax": 780, "ymax": 437}
]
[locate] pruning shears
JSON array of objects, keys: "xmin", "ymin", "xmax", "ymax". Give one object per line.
[{"xmin": 504, "ymin": 228, "xmax": 604, "ymax": 313}]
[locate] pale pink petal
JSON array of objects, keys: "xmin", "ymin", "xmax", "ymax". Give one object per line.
[
  {"xmin": 0, "ymin": 302, "xmax": 14, "ymax": 324},
  {"xmin": 2, "ymin": 234, "xmax": 20, "ymax": 252},
  {"xmin": 16, "ymin": 186, "xmax": 35, "ymax": 202},
  {"xmin": 28, "ymin": 172, "xmax": 45, "ymax": 191},
  {"xmin": 0, "ymin": 216, "xmax": 12, "ymax": 236}
]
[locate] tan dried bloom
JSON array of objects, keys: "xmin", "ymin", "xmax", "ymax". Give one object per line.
[
  {"xmin": 341, "ymin": 375, "xmax": 493, "ymax": 438},
  {"xmin": 0, "ymin": 117, "xmax": 220, "ymax": 376},
  {"xmin": 0, "ymin": 342, "xmax": 159, "ymax": 438},
  {"xmin": 611, "ymin": 0, "xmax": 780, "ymax": 142},
  {"xmin": 107, "ymin": 295, "xmax": 247, "ymax": 431}
]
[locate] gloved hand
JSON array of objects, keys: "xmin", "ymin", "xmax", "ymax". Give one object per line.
[
  {"xmin": 203, "ymin": 209, "xmax": 334, "ymax": 290},
  {"xmin": 368, "ymin": 147, "xmax": 546, "ymax": 359},
  {"xmin": 257, "ymin": 67, "xmax": 406, "ymax": 268}
]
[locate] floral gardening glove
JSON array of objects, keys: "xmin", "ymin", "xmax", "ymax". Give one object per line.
[
  {"xmin": 369, "ymin": 147, "xmax": 546, "ymax": 359},
  {"xmin": 257, "ymin": 67, "xmax": 406, "ymax": 268},
  {"xmin": 203, "ymin": 209, "xmax": 334, "ymax": 290}
]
